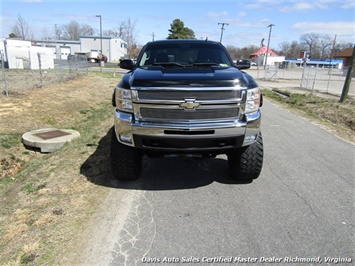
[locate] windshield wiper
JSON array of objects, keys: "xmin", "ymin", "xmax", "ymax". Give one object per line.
[
  {"xmin": 192, "ymin": 62, "xmax": 220, "ymax": 67},
  {"xmin": 152, "ymin": 62, "xmax": 186, "ymax": 68}
]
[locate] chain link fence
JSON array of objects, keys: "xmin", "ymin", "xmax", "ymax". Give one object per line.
[
  {"xmin": 253, "ymin": 63, "xmax": 353, "ymax": 97},
  {"xmin": 1, "ymin": 54, "xmax": 353, "ymax": 98},
  {"xmin": 1, "ymin": 53, "xmax": 88, "ymax": 96}
]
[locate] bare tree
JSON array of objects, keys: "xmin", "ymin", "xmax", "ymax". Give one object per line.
[
  {"xmin": 106, "ymin": 18, "xmax": 138, "ymax": 58},
  {"xmin": 278, "ymin": 41, "xmax": 302, "ymax": 58},
  {"xmin": 104, "ymin": 29, "xmax": 120, "ymax": 37},
  {"xmin": 62, "ymin": 21, "xmax": 81, "ymax": 40},
  {"xmin": 41, "ymin": 26, "xmax": 52, "ymax": 41},
  {"xmin": 54, "ymin": 24, "xmax": 62, "ymax": 40},
  {"xmin": 278, "ymin": 41, "xmax": 291, "ymax": 56},
  {"xmin": 318, "ymin": 34, "xmax": 333, "ymax": 59},
  {"xmin": 11, "ymin": 14, "xmax": 33, "ymax": 40},
  {"xmin": 104, "ymin": 22, "xmax": 126, "ymax": 38},
  {"xmin": 226, "ymin": 45, "xmax": 239, "ymax": 59},
  {"xmin": 226, "ymin": 45, "xmax": 259, "ymax": 60},
  {"xmin": 289, "ymin": 41, "xmax": 303, "ymax": 58},
  {"xmin": 299, "ymin": 33, "xmax": 320, "ymax": 58},
  {"xmin": 61, "ymin": 21, "xmax": 94, "ymax": 40},
  {"xmin": 81, "ymin": 24, "xmax": 95, "ymax": 36}
]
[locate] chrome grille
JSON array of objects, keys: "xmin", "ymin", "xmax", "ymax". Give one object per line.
[
  {"xmin": 140, "ymin": 107, "xmax": 239, "ymax": 121},
  {"xmin": 133, "ymin": 87, "xmax": 244, "ymax": 122},
  {"xmin": 137, "ymin": 90, "xmax": 242, "ymax": 101}
]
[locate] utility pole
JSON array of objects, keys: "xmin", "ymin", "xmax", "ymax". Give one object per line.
[
  {"xmin": 264, "ymin": 24, "xmax": 275, "ymax": 69},
  {"xmin": 340, "ymin": 44, "xmax": 355, "ymax": 103},
  {"xmin": 152, "ymin": 32, "xmax": 155, "ymax": 41},
  {"xmin": 330, "ymin": 34, "xmax": 337, "ymax": 60},
  {"xmin": 96, "ymin": 15, "xmax": 103, "ymax": 72},
  {"xmin": 218, "ymin": 23, "xmax": 229, "ymax": 43}
]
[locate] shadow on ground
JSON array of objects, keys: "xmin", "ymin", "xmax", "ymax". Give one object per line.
[{"xmin": 80, "ymin": 128, "xmax": 250, "ymax": 190}]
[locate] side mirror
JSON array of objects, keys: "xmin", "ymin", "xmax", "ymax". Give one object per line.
[
  {"xmin": 119, "ymin": 59, "xmax": 135, "ymax": 70},
  {"xmin": 234, "ymin": 59, "xmax": 251, "ymax": 70}
]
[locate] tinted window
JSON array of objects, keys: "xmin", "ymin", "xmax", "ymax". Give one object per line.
[{"xmin": 139, "ymin": 42, "xmax": 232, "ymax": 67}]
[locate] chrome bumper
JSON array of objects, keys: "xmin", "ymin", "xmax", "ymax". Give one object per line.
[{"xmin": 114, "ymin": 109, "xmax": 261, "ymax": 150}]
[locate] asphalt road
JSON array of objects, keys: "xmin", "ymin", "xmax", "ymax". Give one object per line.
[{"xmin": 79, "ymin": 101, "xmax": 354, "ymax": 266}]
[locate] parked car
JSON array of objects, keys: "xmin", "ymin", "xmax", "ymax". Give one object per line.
[{"xmin": 235, "ymin": 59, "xmax": 251, "ymax": 69}]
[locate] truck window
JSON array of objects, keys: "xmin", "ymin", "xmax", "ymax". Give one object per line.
[{"xmin": 139, "ymin": 43, "xmax": 232, "ymax": 67}]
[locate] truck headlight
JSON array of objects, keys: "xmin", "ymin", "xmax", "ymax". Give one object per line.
[
  {"xmin": 245, "ymin": 87, "xmax": 261, "ymax": 113},
  {"xmin": 115, "ymin": 87, "xmax": 133, "ymax": 112}
]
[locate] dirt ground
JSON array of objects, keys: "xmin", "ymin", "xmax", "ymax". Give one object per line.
[{"xmin": 0, "ymin": 72, "xmax": 120, "ymax": 265}]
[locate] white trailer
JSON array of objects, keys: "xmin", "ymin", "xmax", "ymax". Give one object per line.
[
  {"xmin": 80, "ymin": 36, "xmax": 128, "ymax": 62},
  {"xmin": 0, "ymin": 39, "xmax": 6, "ymax": 63},
  {"xmin": 5, "ymin": 39, "xmax": 54, "ymax": 69}
]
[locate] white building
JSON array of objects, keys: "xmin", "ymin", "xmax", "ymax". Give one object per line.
[
  {"xmin": 5, "ymin": 39, "xmax": 54, "ymax": 69},
  {"xmin": 2, "ymin": 36, "xmax": 128, "ymax": 68},
  {"xmin": 34, "ymin": 36, "xmax": 128, "ymax": 62},
  {"xmin": 79, "ymin": 36, "xmax": 128, "ymax": 62},
  {"xmin": 33, "ymin": 40, "xmax": 81, "ymax": 60}
]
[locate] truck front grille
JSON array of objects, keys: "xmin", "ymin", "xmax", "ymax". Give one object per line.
[
  {"xmin": 137, "ymin": 90, "xmax": 242, "ymax": 101},
  {"xmin": 132, "ymin": 87, "xmax": 244, "ymax": 122},
  {"xmin": 140, "ymin": 107, "xmax": 239, "ymax": 121}
]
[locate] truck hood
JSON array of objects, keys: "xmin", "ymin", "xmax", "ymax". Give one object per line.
[{"xmin": 121, "ymin": 66, "xmax": 252, "ymax": 88}]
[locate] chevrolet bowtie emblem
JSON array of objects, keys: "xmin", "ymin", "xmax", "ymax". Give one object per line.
[{"xmin": 180, "ymin": 99, "xmax": 200, "ymax": 109}]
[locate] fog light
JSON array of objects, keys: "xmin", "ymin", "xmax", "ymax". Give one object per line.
[
  {"xmin": 119, "ymin": 134, "xmax": 133, "ymax": 144},
  {"xmin": 244, "ymin": 134, "xmax": 257, "ymax": 145}
]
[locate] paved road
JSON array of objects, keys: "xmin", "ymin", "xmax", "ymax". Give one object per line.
[{"xmin": 79, "ymin": 101, "xmax": 354, "ymax": 266}]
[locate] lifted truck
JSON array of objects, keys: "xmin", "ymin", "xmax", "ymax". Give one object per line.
[{"xmin": 111, "ymin": 39, "xmax": 263, "ymax": 182}]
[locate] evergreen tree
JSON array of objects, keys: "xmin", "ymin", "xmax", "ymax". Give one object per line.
[{"xmin": 167, "ymin": 19, "xmax": 195, "ymax": 39}]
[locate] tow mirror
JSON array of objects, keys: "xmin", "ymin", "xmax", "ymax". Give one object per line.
[{"xmin": 119, "ymin": 59, "xmax": 135, "ymax": 70}]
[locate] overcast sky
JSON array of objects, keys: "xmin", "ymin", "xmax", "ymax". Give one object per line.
[{"xmin": 1, "ymin": 0, "xmax": 354, "ymax": 49}]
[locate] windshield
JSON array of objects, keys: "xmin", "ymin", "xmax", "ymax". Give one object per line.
[{"xmin": 139, "ymin": 42, "xmax": 232, "ymax": 68}]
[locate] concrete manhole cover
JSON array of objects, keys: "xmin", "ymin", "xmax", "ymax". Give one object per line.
[
  {"xmin": 33, "ymin": 129, "xmax": 72, "ymax": 140},
  {"xmin": 22, "ymin": 128, "xmax": 80, "ymax": 153}
]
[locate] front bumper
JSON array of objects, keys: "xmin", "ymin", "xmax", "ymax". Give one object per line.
[{"xmin": 114, "ymin": 109, "xmax": 261, "ymax": 152}]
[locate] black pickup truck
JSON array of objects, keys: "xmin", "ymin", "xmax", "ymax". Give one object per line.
[{"xmin": 111, "ymin": 39, "xmax": 263, "ymax": 182}]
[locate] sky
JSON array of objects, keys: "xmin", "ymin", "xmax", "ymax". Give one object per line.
[{"xmin": 1, "ymin": 0, "xmax": 354, "ymax": 50}]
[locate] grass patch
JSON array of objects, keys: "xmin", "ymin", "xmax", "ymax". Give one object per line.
[
  {"xmin": 0, "ymin": 133, "xmax": 22, "ymax": 149},
  {"xmin": 22, "ymin": 182, "xmax": 47, "ymax": 194},
  {"xmin": 263, "ymin": 89, "xmax": 355, "ymax": 142},
  {"xmin": 88, "ymin": 70, "xmax": 121, "ymax": 79}
]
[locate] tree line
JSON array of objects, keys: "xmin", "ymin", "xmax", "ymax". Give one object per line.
[{"xmin": 9, "ymin": 15, "xmax": 352, "ymax": 60}]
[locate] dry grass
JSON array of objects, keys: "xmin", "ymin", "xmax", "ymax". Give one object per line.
[{"xmin": 0, "ymin": 71, "xmax": 119, "ymax": 265}]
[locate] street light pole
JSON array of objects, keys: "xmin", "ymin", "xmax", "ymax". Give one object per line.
[
  {"xmin": 264, "ymin": 24, "xmax": 275, "ymax": 69},
  {"xmin": 95, "ymin": 15, "xmax": 103, "ymax": 72},
  {"xmin": 218, "ymin": 23, "xmax": 229, "ymax": 43}
]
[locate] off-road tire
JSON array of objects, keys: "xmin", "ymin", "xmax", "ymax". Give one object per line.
[
  {"xmin": 228, "ymin": 133, "xmax": 263, "ymax": 182},
  {"xmin": 110, "ymin": 130, "xmax": 142, "ymax": 180}
]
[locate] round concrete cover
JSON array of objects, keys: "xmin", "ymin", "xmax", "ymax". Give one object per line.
[{"xmin": 22, "ymin": 128, "xmax": 80, "ymax": 153}]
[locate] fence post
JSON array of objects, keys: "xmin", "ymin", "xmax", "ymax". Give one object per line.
[
  {"xmin": 1, "ymin": 51, "xmax": 8, "ymax": 96},
  {"xmin": 326, "ymin": 66, "xmax": 332, "ymax": 93},
  {"xmin": 340, "ymin": 44, "xmax": 355, "ymax": 102},
  {"xmin": 311, "ymin": 65, "xmax": 318, "ymax": 92},
  {"xmin": 37, "ymin": 53, "xmax": 43, "ymax": 87},
  {"xmin": 300, "ymin": 61, "xmax": 306, "ymax": 88}
]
